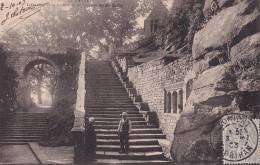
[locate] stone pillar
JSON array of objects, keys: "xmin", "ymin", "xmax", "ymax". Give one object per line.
[
  {"xmin": 71, "ymin": 52, "xmax": 86, "ymax": 164},
  {"xmin": 172, "ymin": 91, "xmax": 177, "ymax": 113},
  {"xmin": 177, "ymin": 90, "xmax": 183, "ymax": 114}
]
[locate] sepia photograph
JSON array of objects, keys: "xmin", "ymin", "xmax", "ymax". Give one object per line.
[{"xmin": 0, "ymin": 0, "xmax": 259, "ymax": 164}]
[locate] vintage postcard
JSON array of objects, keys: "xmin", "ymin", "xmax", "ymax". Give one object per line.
[{"xmin": 0, "ymin": 0, "xmax": 259, "ymax": 164}]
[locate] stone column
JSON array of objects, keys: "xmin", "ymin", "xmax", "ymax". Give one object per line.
[{"xmin": 71, "ymin": 52, "xmax": 86, "ymax": 164}]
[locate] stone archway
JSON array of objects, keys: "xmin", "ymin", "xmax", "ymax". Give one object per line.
[
  {"xmin": 6, "ymin": 53, "xmax": 60, "ymax": 109},
  {"xmin": 21, "ymin": 56, "xmax": 60, "ymax": 78},
  {"xmin": 23, "ymin": 59, "xmax": 59, "ymax": 106}
]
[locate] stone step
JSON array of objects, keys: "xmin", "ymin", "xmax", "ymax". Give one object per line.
[
  {"xmin": 86, "ymin": 100, "xmax": 133, "ymax": 104},
  {"xmin": 86, "ymin": 114, "xmax": 142, "ymax": 118},
  {"xmin": 86, "ymin": 81, "xmax": 122, "ymax": 83},
  {"xmin": 0, "ymin": 129, "xmax": 45, "ymax": 132},
  {"xmin": 0, "ymin": 126, "xmax": 46, "ymax": 129},
  {"xmin": 0, "ymin": 133, "xmax": 44, "ymax": 136},
  {"xmin": 85, "ymin": 85, "xmax": 124, "ymax": 88},
  {"xmin": 0, "ymin": 112, "xmax": 47, "ymax": 143},
  {"xmin": 93, "ymin": 125, "xmax": 157, "ymax": 129},
  {"xmin": 4, "ymin": 120, "xmax": 46, "ymax": 122},
  {"xmin": 12, "ymin": 113, "xmax": 47, "ymax": 115},
  {"xmin": 86, "ymin": 94, "xmax": 129, "ymax": 97},
  {"xmin": 0, "ymin": 135, "xmax": 42, "ymax": 139},
  {"xmin": 97, "ymin": 134, "xmax": 166, "ymax": 139},
  {"xmin": 86, "ymin": 88, "xmax": 126, "ymax": 91},
  {"xmin": 94, "ymin": 121, "xmax": 147, "ymax": 125},
  {"xmin": 93, "ymin": 117, "xmax": 145, "ymax": 122},
  {"xmin": 86, "ymin": 99, "xmax": 133, "ymax": 102},
  {"xmin": 86, "ymin": 82, "xmax": 122, "ymax": 84},
  {"xmin": 0, "ymin": 139, "xmax": 40, "ymax": 142},
  {"xmin": 0, "ymin": 142, "xmax": 28, "ymax": 145},
  {"xmin": 86, "ymin": 90, "xmax": 127, "ymax": 93},
  {"xmin": 88, "ymin": 115, "xmax": 142, "ymax": 118},
  {"xmin": 87, "ymin": 112, "xmax": 139, "ymax": 115},
  {"xmin": 86, "ymin": 105, "xmax": 137, "ymax": 109},
  {"xmin": 86, "ymin": 107, "xmax": 138, "ymax": 110},
  {"xmin": 86, "ymin": 105, "xmax": 136, "ymax": 108},
  {"xmin": 2, "ymin": 123, "xmax": 46, "ymax": 126},
  {"xmin": 96, "ymin": 151, "xmax": 166, "ymax": 160},
  {"xmin": 5, "ymin": 119, "xmax": 47, "ymax": 121},
  {"xmin": 15, "ymin": 112, "xmax": 48, "ymax": 116},
  {"xmin": 86, "ymin": 95, "xmax": 131, "ymax": 98},
  {"xmin": 97, "ymin": 139, "xmax": 159, "ymax": 145},
  {"xmin": 86, "ymin": 98, "xmax": 131, "ymax": 101},
  {"xmin": 5, "ymin": 115, "xmax": 47, "ymax": 118},
  {"xmin": 97, "ymin": 145, "xmax": 162, "ymax": 152},
  {"xmin": 94, "ymin": 159, "xmax": 170, "ymax": 164},
  {"xmin": 95, "ymin": 128, "xmax": 162, "ymax": 134}
]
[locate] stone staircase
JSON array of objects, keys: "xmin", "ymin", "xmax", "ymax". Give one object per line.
[
  {"xmin": 0, "ymin": 112, "xmax": 47, "ymax": 145},
  {"xmin": 85, "ymin": 60, "xmax": 170, "ymax": 164}
]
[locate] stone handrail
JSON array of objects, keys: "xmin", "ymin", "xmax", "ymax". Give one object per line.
[
  {"xmin": 71, "ymin": 52, "xmax": 86, "ymax": 164},
  {"xmin": 72, "ymin": 52, "xmax": 86, "ymax": 132}
]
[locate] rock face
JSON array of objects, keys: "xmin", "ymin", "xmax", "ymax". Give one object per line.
[
  {"xmin": 193, "ymin": 0, "xmax": 260, "ymax": 60},
  {"xmin": 230, "ymin": 33, "xmax": 260, "ymax": 91},
  {"xmin": 203, "ymin": 0, "xmax": 243, "ymax": 19},
  {"xmin": 172, "ymin": 0, "xmax": 260, "ymax": 163}
]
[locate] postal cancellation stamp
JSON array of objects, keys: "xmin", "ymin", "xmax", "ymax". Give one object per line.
[{"xmin": 214, "ymin": 113, "xmax": 260, "ymax": 164}]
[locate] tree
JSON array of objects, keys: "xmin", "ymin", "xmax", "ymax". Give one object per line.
[
  {"xmin": 27, "ymin": 63, "xmax": 57, "ymax": 105},
  {"xmin": 0, "ymin": 0, "xmax": 157, "ymax": 55},
  {"xmin": 0, "ymin": 47, "xmax": 18, "ymax": 115}
]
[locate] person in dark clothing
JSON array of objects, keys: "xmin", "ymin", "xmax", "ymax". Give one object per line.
[
  {"xmin": 118, "ymin": 112, "xmax": 132, "ymax": 154},
  {"xmin": 85, "ymin": 117, "xmax": 97, "ymax": 162}
]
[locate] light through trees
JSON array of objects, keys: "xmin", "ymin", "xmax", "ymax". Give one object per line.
[{"xmin": 27, "ymin": 63, "xmax": 57, "ymax": 106}]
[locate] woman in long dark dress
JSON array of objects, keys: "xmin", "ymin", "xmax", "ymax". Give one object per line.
[{"xmin": 85, "ymin": 117, "xmax": 97, "ymax": 162}]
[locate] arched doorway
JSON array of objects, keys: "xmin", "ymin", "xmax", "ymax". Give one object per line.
[{"xmin": 24, "ymin": 60, "xmax": 57, "ymax": 107}]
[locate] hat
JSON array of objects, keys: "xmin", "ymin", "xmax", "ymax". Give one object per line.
[
  {"xmin": 89, "ymin": 117, "xmax": 95, "ymax": 123},
  {"xmin": 122, "ymin": 112, "xmax": 128, "ymax": 117}
]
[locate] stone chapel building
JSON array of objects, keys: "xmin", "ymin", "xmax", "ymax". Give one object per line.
[{"xmin": 144, "ymin": 0, "xmax": 169, "ymax": 37}]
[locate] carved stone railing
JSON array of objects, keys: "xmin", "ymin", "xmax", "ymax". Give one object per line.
[{"xmin": 71, "ymin": 52, "xmax": 86, "ymax": 164}]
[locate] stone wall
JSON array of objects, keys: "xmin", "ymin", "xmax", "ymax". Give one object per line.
[{"xmin": 124, "ymin": 56, "xmax": 192, "ymax": 141}]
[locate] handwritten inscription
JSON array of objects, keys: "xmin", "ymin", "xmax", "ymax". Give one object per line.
[
  {"xmin": 0, "ymin": 0, "xmax": 49, "ymax": 31},
  {"xmin": 0, "ymin": 0, "xmax": 25, "ymax": 11}
]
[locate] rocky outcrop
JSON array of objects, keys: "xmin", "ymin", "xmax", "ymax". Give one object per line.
[
  {"xmin": 230, "ymin": 33, "xmax": 260, "ymax": 91},
  {"xmin": 203, "ymin": 0, "xmax": 243, "ymax": 19},
  {"xmin": 193, "ymin": 0, "xmax": 260, "ymax": 60},
  {"xmin": 172, "ymin": 0, "xmax": 260, "ymax": 163}
]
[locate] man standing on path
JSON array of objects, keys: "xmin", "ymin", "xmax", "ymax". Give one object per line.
[
  {"xmin": 118, "ymin": 112, "xmax": 132, "ymax": 154},
  {"xmin": 85, "ymin": 117, "xmax": 97, "ymax": 162}
]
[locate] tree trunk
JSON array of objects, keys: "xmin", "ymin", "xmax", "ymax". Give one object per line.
[
  {"xmin": 37, "ymin": 80, "xmax": 42, "ymax": 104},
  {"xmin": 37, "ymin": 64, "xmax": 44, "ymax": 104}
]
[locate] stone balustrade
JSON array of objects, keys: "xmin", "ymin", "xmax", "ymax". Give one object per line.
[{"xmin": 71, "ymin": 52, "xmax": 86, "ymax": 164}]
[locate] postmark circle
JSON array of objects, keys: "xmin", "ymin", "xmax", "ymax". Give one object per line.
[{"xmin": 210, "ymin": 113, "xmax": 258, "ymax": 162}]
